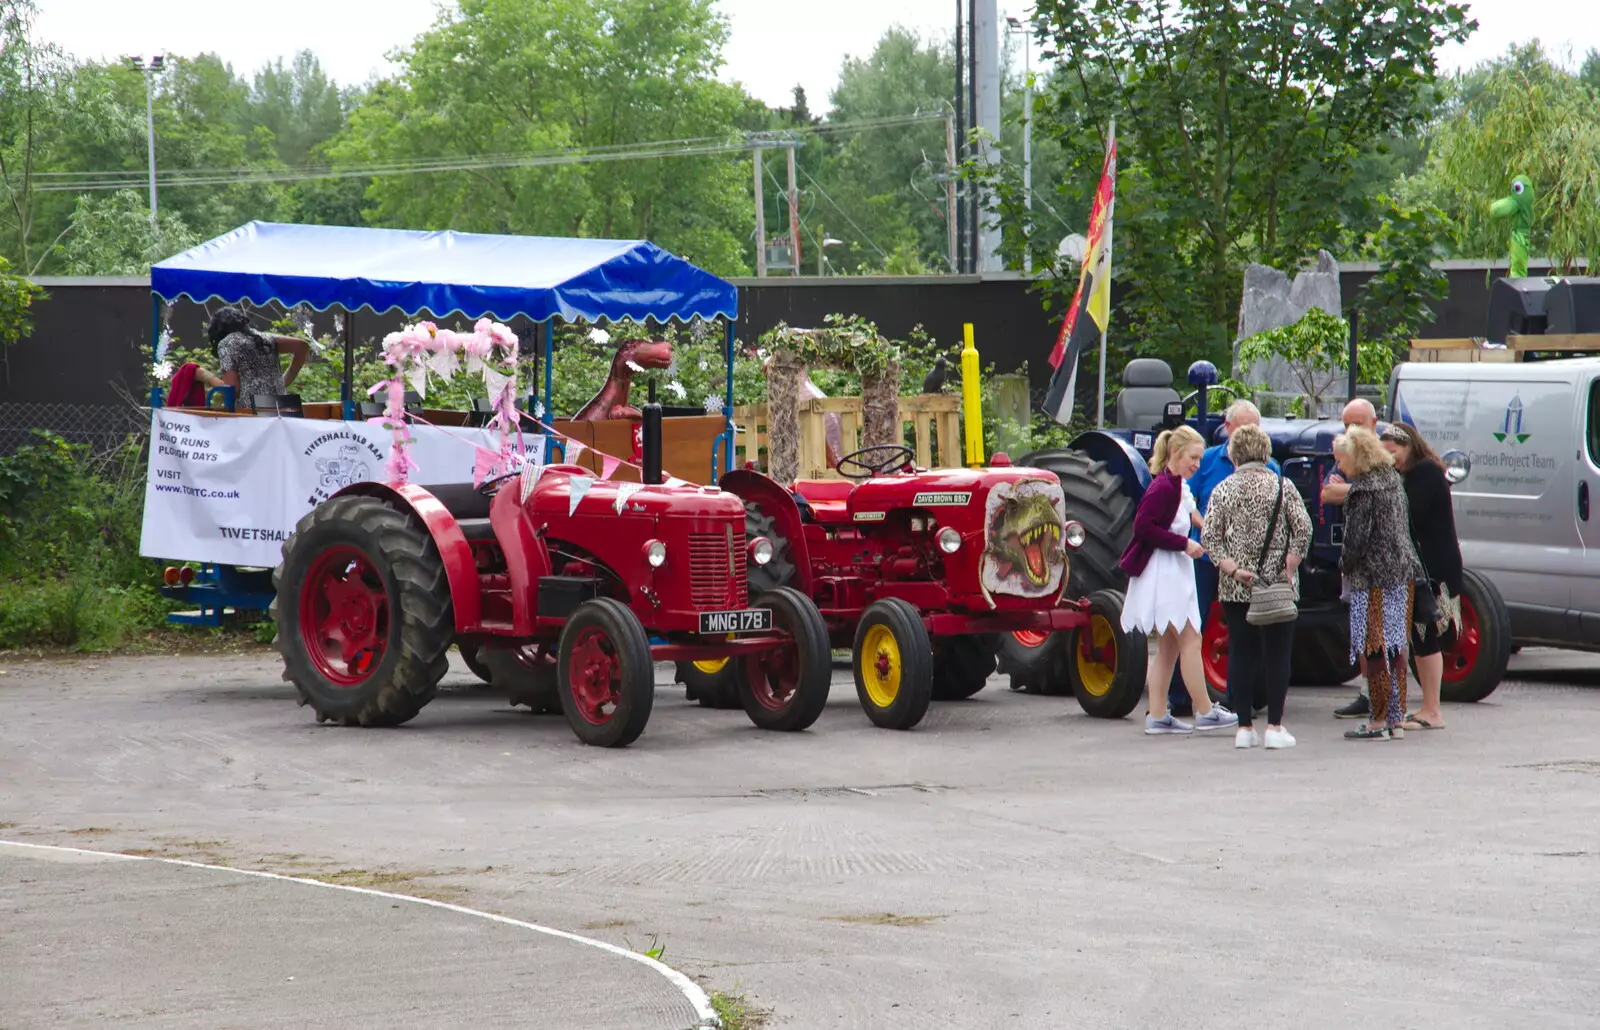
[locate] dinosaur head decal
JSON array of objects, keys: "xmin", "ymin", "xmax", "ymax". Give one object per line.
[
  {"xmin": 572, "ymin": 338, "xmax": 676, "ymax": 421},
  {"xmin": 979, "ymin": 478, "xmax": 1068, "ymax": 600}
]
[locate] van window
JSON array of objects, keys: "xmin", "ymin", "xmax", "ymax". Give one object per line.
[{"xmin": 1589, "ymin": 379, "xmax": 1600, "ymax": 467}]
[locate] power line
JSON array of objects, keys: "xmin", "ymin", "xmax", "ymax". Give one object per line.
[{"xmin": 797, "ymin": 165, "xmax": 889, "ymax": 260}]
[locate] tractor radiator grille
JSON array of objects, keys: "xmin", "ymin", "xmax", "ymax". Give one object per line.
[{"xmin": 688, "ymin": 530, "xmax": 748, "ymax": 610}]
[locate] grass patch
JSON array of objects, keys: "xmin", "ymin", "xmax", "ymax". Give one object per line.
[
  {"xmin": 0, "ymin": 821, "xmax": 17, "ymax": 830},
  {"xmin": 581, "ymin": 918, "xmax": 633, "ymax": 930},
  {"xmin": 61, "ymin": 827, "xmax": 115, "ymax": 837},
  {"xmin": 824, "ymin": 912, "xmax": 943, "ymax": 927},
  {"xmin": 711, "ymin": 991, "xmax": 769, "ymax": 1030}
]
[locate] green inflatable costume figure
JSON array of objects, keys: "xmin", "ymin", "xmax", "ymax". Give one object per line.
[{"xmin": 1490, "ymin": 175, "xmax": 1534, "ymax": 278}]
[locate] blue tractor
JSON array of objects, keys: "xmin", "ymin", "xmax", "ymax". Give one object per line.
[{"xmin": 998, "ymin": 358, "xmax": 1508, "ymax": 704}]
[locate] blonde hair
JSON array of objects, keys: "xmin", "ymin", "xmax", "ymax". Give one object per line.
[
  {"xmin": 1333, "ymin": 425, "xmax": 1393, "ymax": 476},
  {"xmin": 1148, "ymin": 424, "xmax": 1206, "ymax": 474},
  {"xmin": 1226, "ymin": 423, "xmax": 1271, "ymax": 466}
]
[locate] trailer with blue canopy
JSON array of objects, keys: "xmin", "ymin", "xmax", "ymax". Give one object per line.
[{"xmin": 143, "ymin": 221, "xmax": 742, "ymax": 626}]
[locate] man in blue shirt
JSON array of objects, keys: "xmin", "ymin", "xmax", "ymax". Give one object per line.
[{"xmin": 1168, "ymin": 400, "xmax": 1279, "ymax": 718}]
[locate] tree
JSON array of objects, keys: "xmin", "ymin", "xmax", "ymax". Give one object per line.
[
  {"xmin": 1352, "ymin": 195, "xmax": 1450, "ymax": 355},
  {"xmin": 1580, "ymin": 48, "xmax": 1600, "ymax": 96},
  {"xmin": 1411, "ymin": 42, "xmax": 1600, "ymax": 272},
  {"xmin": 56, "ymin": 189, "xmax": 198, "ymax": 275},
  {"xmin": 0, "ymin": 0, "xmax": 68, "ymax": 273},
  {"xmin": 328, "ymin": 0, "xmax": 754, "ymax": 275},
  {"xmin": 1027, "ymin": 0, "xmax": 1475, "ymax": 365},
  {"xmin": 246, "ymin": 51, "xmax": 348, "ymax": 168}
]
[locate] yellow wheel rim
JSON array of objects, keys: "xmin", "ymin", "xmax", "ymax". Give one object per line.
[
  {"xmin": 692, "ymin": 658, "xmax": 729, "ymax": 675},
  {"xmin": 1075, "ymin": 614, "xmax": 1117, "ymax": 697},
  {"xmin": 860, "ymin": 624, "xmax": 902, "ymax": 708}
]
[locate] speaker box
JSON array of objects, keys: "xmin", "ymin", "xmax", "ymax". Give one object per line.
[
  {"xmin": 1486, "ymin": 277, "xmax": 1555, "ymax": 342},
  {"xmin": 1546, "ymin": 277, "xmax": 1600, "ymax": 335}
]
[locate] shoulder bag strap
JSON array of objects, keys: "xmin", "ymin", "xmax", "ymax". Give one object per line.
[{"xmin": 1255, "ymin": 475, "xmax": 1285, "ymax": 576}]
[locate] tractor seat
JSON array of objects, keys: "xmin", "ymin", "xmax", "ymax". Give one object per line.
[
  {"xmin": 792, "ymin": 479, "xmax": 856, "ymax": 523},
  {"xmin": 455, "ymin": 518, "xmax": 497, "ymax": 543},
  {"xmin": 420, "ymin": 482, "xmax": 492, "ymax": 520},
  {"xmin": 1115, "ymin": 359, "xmax": 1181, "ymax": 430}
]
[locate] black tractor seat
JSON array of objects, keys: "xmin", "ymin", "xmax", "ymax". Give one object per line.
[
  {"xmin": 455, "ymin": 518, "xmax": 497, "ymax": 543},
  {"xmin": 418, "ymin": 482, "xmax": 492, "ymax": 520}
]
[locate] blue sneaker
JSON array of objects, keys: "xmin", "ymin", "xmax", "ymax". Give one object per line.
[
  {"xmin": 1195, "ymin": 704, "xmax": 1239, "ymax": 731},
  {"xmin": 1145, "ymin": 713, "xmax": 1195, "ymax": 735}
]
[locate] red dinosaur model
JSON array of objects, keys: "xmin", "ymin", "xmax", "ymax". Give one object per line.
[{"xmin": 572, "ymin": 339, "xmax": 674, "ymax": 421}]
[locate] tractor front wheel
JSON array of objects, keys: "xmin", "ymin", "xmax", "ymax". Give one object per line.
[
  {"xmin": 1067, "ymin": 590, "xmax": 1148, "ymax": 719},
  {"xmin": 272, "ymin": 495, "xmax": 452, "ymax": 727},
  {"xmin": 556, "ymin": 598, "xmax": 654, "ymax": 747},
  {"xmin": 853, "ymin": 598, "xmax": 933, "ymax": 730},
  {"xmin": 486, "ymin": 644, "xmax": 562, "ymax": 714},
  {"xmin": 931, "ymin": 635, "xmax": 998, "ymax": 701},
  {"xmin": 738, "ymin": 587, "xmax": 832, "ymax": 732}
]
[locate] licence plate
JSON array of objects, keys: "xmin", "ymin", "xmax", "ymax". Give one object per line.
[{"xmin": 698, "ymin": 608, "xmax": 772, "ymax": 633}]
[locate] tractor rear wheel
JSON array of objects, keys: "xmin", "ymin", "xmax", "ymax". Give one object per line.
[
  {"xmin": 674, "ymin": 658, "xmax": 741, "ymax": 709},
  {"xmin": 1289, "ymin": 627, "xmax": 1359, "ymax": 687},
  {"xmin": 556, "ymin": 598, "xmax": 654, "ymax": 748},
  {"xmin": 738, "ymin": 587, "xmax": 832, "ymax": 732},
  {"xmin": 1017, "ymin": 447, "xmax": 1134, "ymax": 597},
  {"xmin": 996, "ymin": 628, "xmax": 1071, "ymax": 695},
  {"xmin": 931, "ymin": 635, "xmax": 997, "ymax": 700},
  {"xmin": 744, "ymin": 500, "xmax": 796, "ymax": 594},
  {"xmin": 1067, "ymin": 590, "xmax": 1148, "ymax": 719},
  {"xmin": 853, "ymin": 598, "xmax": 933, "ymax": 730},
  {"xmin": 486, "ymin": 645, "xmax": 562, "ymax": 714},
  {"xmin": 272, "ymin": 494, "xmax": 452, "ymax": 727}
]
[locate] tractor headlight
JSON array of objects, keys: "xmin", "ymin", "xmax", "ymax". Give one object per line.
[
  {"xmin": 644, "ymin": 539, "xmax": 667, "ymax": 568},
  {"xmin": 1063, "ymin": 521, "xmax": 1086, "ymax": 549},
  {"xmin": 748, "ymin": 536, "xmax": 774, "ymax": 566},
  {"xmin": 937, "ymin": 527, "xmax": 962, "ymax": 554}
]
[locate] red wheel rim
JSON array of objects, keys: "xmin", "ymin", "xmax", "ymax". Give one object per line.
[
  {"xmin": 1012, "ymin": 629, "xmax": 1050, "ymax": 648},
  {"xmin": 299, "ymin": 545, "xmax": 390, "ymax": 686},
  {"xmin": 1201, "ymin": 601, "xmax": 1228, "ymax": 693},
  {"xmin": 1440, "ymin": 594, "xmax": 1481, "ymax": 684},
  {"xmin": 566, "ymin": 627, "xmax": 621, "ymax": 725},
  {"xmin": 743, "ymin": 641, "xmax": 800, "ymax": 712}
]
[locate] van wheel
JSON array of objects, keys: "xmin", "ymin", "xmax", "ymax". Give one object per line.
[{"xmin": 1435, "ymin": 569, "xmax": 1512, "ymax": 703}]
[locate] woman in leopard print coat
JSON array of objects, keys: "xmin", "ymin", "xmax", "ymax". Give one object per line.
[{"xmin": 1336, "ymin": 426, "xmax": 1425, "ymax": 741}]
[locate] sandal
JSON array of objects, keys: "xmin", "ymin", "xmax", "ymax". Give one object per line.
[
  {"xmin": 1344, "ymin": 723, "xmax": 1391, "ymax": 741},
  {"xmin": 1403, "ymin": 715, "xmax": 1443, "ymax": 731}
]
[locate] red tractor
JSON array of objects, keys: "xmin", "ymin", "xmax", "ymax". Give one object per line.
[
  {"xmin": 272, "ymin": 442, "xmax": 833, "ymax": 748},
  {"xmin": 675, "ymin": 445, "xmax": 1147, "ymax": 729}
]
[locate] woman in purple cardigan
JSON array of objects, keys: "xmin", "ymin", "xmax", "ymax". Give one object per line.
[{"xmin": 1120, "ymin": 425, "xmax": 1238, "ymax": 735}]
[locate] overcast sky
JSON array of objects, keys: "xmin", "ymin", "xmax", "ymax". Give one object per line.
[{"xmin": 33, "ymin": 0, "xmax": 1600, "ymax": 111}]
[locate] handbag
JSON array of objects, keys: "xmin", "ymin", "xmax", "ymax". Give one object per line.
[{"xmin": 1247, "ymin": 477, "xmax": 1299, "ymax": 626}]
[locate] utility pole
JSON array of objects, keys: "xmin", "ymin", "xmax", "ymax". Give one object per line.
[
  {"xmin": 787, "ymin": 145, "xmax": 801, "ymax": 278},
  {"xmin": 817, "ymin": 225, "xmax": 826, "ymax": 276},
  {"xmin": 954, "ymin": 0, "xmax": 966, "ymax": 274},
  {"xmin": 944, "ymin": 112, "xmax": 958, "ymax": 273},
  {"xmin": 974, "ymin": 0, "xmax": 1001, "ymax": 273},
  {"xmin": 1006, "ymin": 17, "xmax": 1034, "ymax": 273},
  {"xmin": 127, "ymin": 55, "xmax": 165, "ymax": 230},
  {"xmin": 753, "ymin": 148, "xmax": 767, "ymax": 277}
]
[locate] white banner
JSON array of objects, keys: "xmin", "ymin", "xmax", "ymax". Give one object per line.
[{"xmin": 140, "ymin": 411, "xmax": 535, "ymax": 567}]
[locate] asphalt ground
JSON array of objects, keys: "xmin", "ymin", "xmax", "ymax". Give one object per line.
[{"xmin": 3, "ymin": 648, "xmax": 1600, "ymax": 1028}]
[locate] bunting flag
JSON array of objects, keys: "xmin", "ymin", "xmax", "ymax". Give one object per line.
[
  {"xmin": 565, "ymin": 440, "xmax": 586, "ymax": 465},
  {"xmin": 612, "ymin": 482, "xmax": 644, "ymax": 513},
  {"xmin": 406, "ymin": 362, "xmax": 429, "ymax": 400},
  {"xmin": 567, "ymin": 475, "xmax": 594, "ymax": 515},
  {"xmin": 1043, "ymin": 126, "xmax": 1116, "ymax": 426},
  {"xmin": 599, "ymin": 453, "xmax": 622, "ymax": 481},
  {"xmin": 471, "ymin": 446, "xmax": 502, "ymax": 489},
  {"xmin": 519, "ymin": 459, "xmax": 545, "ymax": 504}
]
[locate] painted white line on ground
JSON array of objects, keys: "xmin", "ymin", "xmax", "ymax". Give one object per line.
[{"xmin": 0, "ymin": 839, "xmax": 719, "ymax": 1030}]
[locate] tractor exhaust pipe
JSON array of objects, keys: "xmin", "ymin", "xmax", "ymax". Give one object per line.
[{"xmin": 642, "ymin": 380, "xmax": 663, "ymax": 485}]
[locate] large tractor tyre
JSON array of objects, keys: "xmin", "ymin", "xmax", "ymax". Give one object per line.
[
  {"xmin": 485, "ymin": 645, "xmax": 562, "ymax": 714},
  {"xmin": 738, "ymin": 587, "xmax": 833, "ymax": 732},
  {"xmin": 931, "ymin": 635, "xmax": 998, "ymax": 701},
  {"xmin": 996, "ymin": 629, "xmax": 1072, "ymax": 695},
  {"xmin": 1017, "ymin": 448, "xmax": 1134, "ymax": 597},
  {"xmin": 674, "ymin": 658, "xmax": 741, "ymax": 709},
  {"xmin": 1289, "ymin": 627, "xmax": 1359, "ymax": 687},
  {"xmin": 458, "ymin": 643, "xmax": 493, "ymax": 686},
  {"xmin": 1434, "ymin": 569, "xmax": 1512, "ymax": 704},
  {"xmin": 1199, "ymin": 601, "xmax": 1230, "ymax": 703},
  {"xmin": 1067, "ymin": 590, "xmax": 1149, "ymax": 720},
  {"xmin": 272, "ymin": 495, "xmax": 452, "ymax": 728},
  {"xmin": 555, "ymin": 597, "xmax": 655, "ymax": 748},
  {"xmin": 853, "ymin": 598, "xmax": 934, "ymax": 730},
  {"xmin": 744, "ymin": 500, "xmax": 797, "ymax": 595}
]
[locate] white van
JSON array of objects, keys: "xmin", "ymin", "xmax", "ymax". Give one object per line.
[{"xmin": 1392, "ymin": 358, "xmax": 1600, "ymax": 650}]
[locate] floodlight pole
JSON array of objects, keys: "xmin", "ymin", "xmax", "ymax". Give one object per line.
[
  {"xmin": 128, "ymin": 56, "xmax": 164, "ymax": 230},
  {"xmin": 1006, "ymin": 17, "xmax": 1033, "ymax": 273}
]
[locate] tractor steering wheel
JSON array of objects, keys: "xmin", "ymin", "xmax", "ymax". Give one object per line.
[{"xmin": 836, "ymin": 444, "xmax": 915, "ymax": 480}]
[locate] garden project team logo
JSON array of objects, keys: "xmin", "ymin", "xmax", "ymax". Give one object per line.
[{"xmin": 1494, "ymin": 393, "xmax": 1531, "ymax": 444}]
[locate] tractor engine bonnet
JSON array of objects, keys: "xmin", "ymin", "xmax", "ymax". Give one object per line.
[
  {"xmin": 847, "ymin": 468, "xmax": 1069, "ymax": 601},
  {"xmin": 527, "ymin": 471, "xmax": 746, "ymax": 519}
]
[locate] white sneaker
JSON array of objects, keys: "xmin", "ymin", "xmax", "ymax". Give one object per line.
[
  {"xmin": 1194, "ymin": 704, "xmax": 1239, "ymax": 731},
  {"xmin": 1263, "ymin": 727, "xmax": 1297, "ymax": 750},
  {"xmin": 1235, "ymin": 727, "xmax": 1260, "ymax": 749}
]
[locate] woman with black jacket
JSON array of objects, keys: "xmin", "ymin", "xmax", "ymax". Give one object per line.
[{"xmin": 1381, "ymin": 423, "xmax": 1463, "ymax": 731}]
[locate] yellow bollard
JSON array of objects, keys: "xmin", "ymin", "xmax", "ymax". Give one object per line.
[{"xmin": 961, "ymin": 323, "xmax": 984, "ymax": 467}]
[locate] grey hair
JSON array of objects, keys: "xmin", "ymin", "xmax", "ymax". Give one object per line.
[
  {"xmin": 1227, "ymin": 423, "xmax": 1271, "ymax": 466},
  {"xmin": 1224, "ymin": 399, "xmax": 1261, "ymax": 423}
]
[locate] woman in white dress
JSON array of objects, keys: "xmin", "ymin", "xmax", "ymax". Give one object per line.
[{"xmin": 1118, "ymin": 425, "xmax": 1238, "ymax": 734}]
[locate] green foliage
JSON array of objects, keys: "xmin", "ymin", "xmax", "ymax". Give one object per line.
[
  {"xmin": 1408, "ymin": 41, "xmax": 1600, "ymax": 271},
  {"xmin": 1238, "ymin": 307, "xmax": 1392, "ymax": 407},
  {"xmin": 0, "ymin": 253, "xmax": 42, "ymax": 349},
  {"xmin": 58, "ymin": 189, "xmax": 200, "ymax": 275},
  {"xmin": 1353, "ymin": 195, "xmax": 1450, "ymax": 365},
  {"xmin": 1025, "ymin": 0, "xmax": 1474, "ymax": 367},
  {"xmin": 0, "ymin": 431, "xmax": 163, "ymax": 650},
  {"xmin": 709, "ymin": 991, "xmax": 768, "ymax": 1030},
  {"xmin": 759, "ymin": 314, "xmax": 918, "ymax": 382}
]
